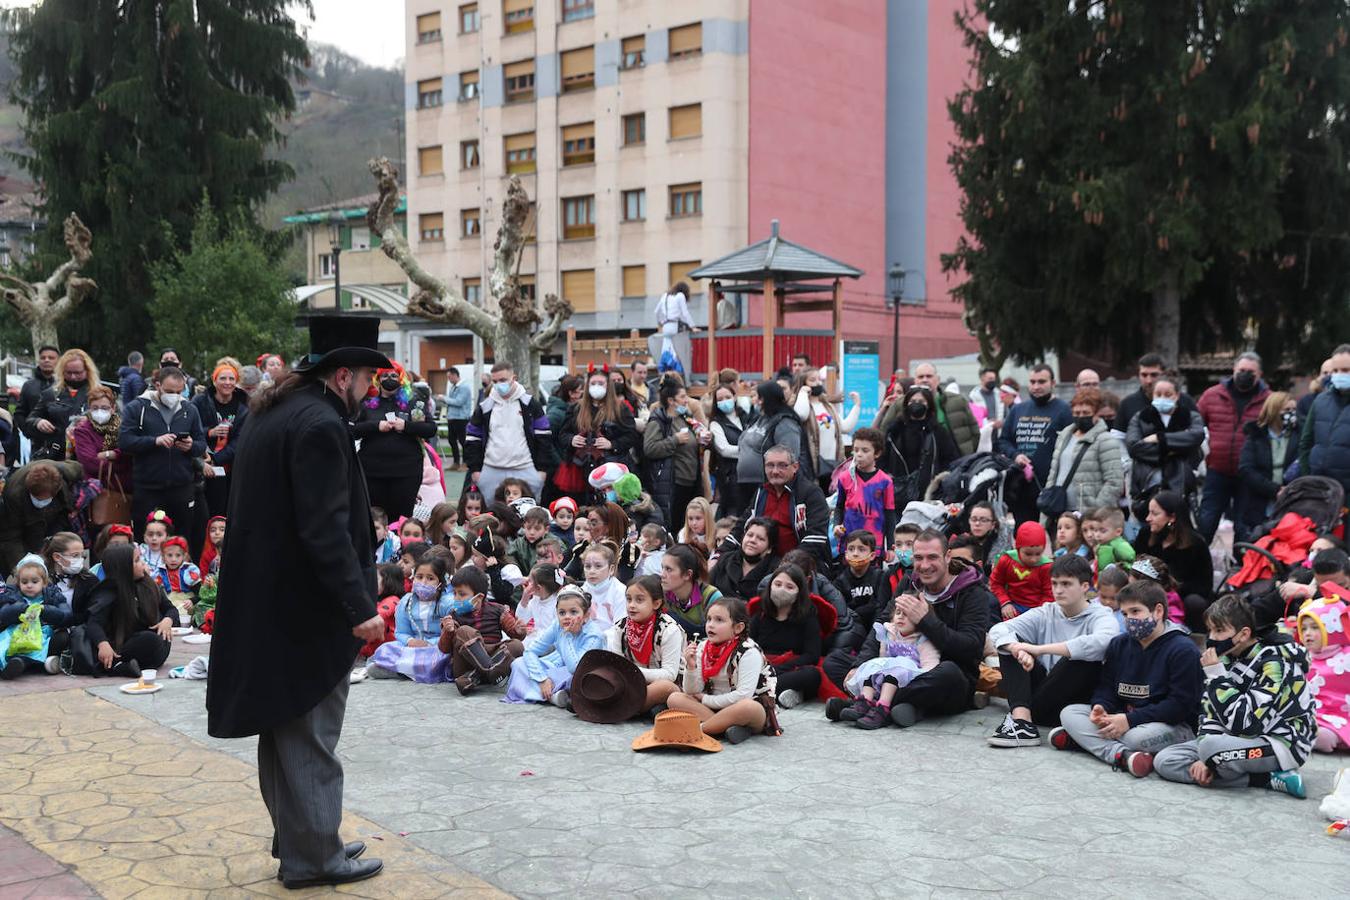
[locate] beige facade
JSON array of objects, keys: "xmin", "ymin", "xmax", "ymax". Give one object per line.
[
  {"xmin": 404, "ymin": 0, "xmax": 750, "ymax": 338},
  {"xmin": 285, "ymin": 195, "xmax": 410, "ymax": 313}
]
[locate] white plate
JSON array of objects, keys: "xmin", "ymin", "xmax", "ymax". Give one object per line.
[
  {"xmin": 181, "ymin": 634, "xmax": 212, "ymax": 644},
  {"xmin": 172, "ymin": 627, "xmax": 193, "ymax": 636},
  {"xmin": 119, "ymin": 682, "xmax": 162, "ymax": 695}
]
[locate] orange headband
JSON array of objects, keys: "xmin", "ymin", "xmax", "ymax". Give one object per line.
[{"xmin": 213, "ymin": 364, "xmax": 240, "ymax": 383}]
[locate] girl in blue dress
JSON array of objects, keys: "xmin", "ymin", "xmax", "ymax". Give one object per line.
[{"xmin": 504, "ymin": 584, "xmax": 605, "ymax": 707}]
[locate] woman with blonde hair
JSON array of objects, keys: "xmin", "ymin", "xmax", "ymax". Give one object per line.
[
  {"xmin": 28, "ymin": 348, "xmax": 100, "ymax": 461},
  {"xmin": 1237, "ymin": 391, "xmax": 1299, "ymax": 536}
]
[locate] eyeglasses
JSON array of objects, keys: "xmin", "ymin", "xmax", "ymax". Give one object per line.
[
  {"xmin": 763, "ymin": 461, "xmax": 794, "ymax": 470},
  {"xmin": 969, "ymin": 516, "xmax": 994, "ymax": 524}
]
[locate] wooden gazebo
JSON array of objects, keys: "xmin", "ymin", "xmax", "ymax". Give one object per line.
[{"xmin": 690, "ymin": 220, "xmax": 863, "ymax": 380}]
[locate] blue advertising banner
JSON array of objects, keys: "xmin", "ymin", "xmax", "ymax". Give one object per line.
[{"xmin": 840, "ymin": 340, "xmax": 881, "ymax": 427}]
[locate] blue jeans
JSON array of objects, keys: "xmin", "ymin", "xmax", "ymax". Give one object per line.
[{"xmin": 1197, "ymin": 470, "xmax": 1241, "ymax": 542}]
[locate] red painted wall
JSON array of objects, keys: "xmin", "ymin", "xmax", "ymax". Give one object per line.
[{"xmin": 746, "ymin": 0, "xmax": 887, "ymax": 359}]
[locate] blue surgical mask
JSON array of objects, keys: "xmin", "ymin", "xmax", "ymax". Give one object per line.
[
  {"xmin": 1151, "ymin": 397, "xmax": 1176, "ymax": 415},
  {"xmin": 411, "ymin": 581, "xmax": 438, "ymax": 601},
  {"xmin": 717, "ymin": 399, "xmax": 735, "ymax": 414},
  {"xmin": 1125, "ymin": 614, "xmax": 1157, "ymax": 642},
  {"xmin": 605, "ymin": 489, "xmax": 618, "ymax": 503},
  {"xmin": 675, "ymin": 405, "xmax": 690, "ymax": 416},
  {"xmin": 30, "ymin": 494, "xmax": 53, "ymax": 509},
  {"xmin": 449, "ymin": 596, "xmax": 476, "ymax": 616},
  {"xmin": 495, "ymin": 381, "xmax": 513, "ymax": 397},
  {"xmin": 1332, "ymin": 373, "xmax": 1350, "ymax": 392},
  {"xmin": 897, "ymin": 548, "xmax": 914, "ymax": 568}
]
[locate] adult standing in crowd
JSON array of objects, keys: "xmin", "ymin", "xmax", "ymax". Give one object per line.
[
  {"xmin": 207, "ymin": 317, "xmax": 387, "ymax": 890},
  {"xmin": 882, "ymin": 384, "xmax": 959, "ymax": 509},
  {"xmin": 968, "ymin": 367, "xmax": 1004, "ymax": 427},
  {"xmin": 1195, "ymin": 352, "xmax": 1269, "ymax": 541},
  {"xmin": 158, "ymin": 348, "xmax": 195, "ymax": 396},
  {"xmin": 1238, "ymin": 392, "xmax": 1299, "ymax": 535},
  {"xmin": 192, "ymin": 359, "xmax": 249, "ymax": 519},
  {"xmin": 793, "ymin": 367, "xmax": 861, "ymax": 489},
  {"xmin": 630, "ymin": 359, "xmax": 652, "ymax": 405},
  {"xmin": 1112, "ymin": 353, "xmax": 1195, "ymax": 432},
  {"xmin": 1299, "ymin": 345, "xmax": 1350, "ymax": 513},
  {"xmin": 442, "ymin": 366, "xmax": 473, "ymax": 472},
  {"xmin": 1133, "ymin": 490, "xmax": 1214, "ymax": 631},
  {"xmin": 1125, "ymin": 373, "xmax": 1205, "ymax": 520},
  {"xmin": 118, "ymin": 351, "xmax": 146, "ymax": 408},
  {"xmin": 1297, "ymin": 357, "xmax": 1334, "ymax": 421},
  {"xmin": 352, "ymin": 366, "xmax": 438, "ymax": 521},
  {"xmin": 997, "ymin": 364, "xmax": 1073, "ymax": 524},
  {"xmin": 710, "ymin": 380, "xmax": 755, "ymax": 518},
  {"xmin": 911, "ymin": 362, "xmax": 980, "ymax": 456},
  {"xmin": 72, "ymin": 385, "xmax": 134, "ymax": 499},
  {"xmin": 643, "ymin": 376, "xmax": 710, "ymax": 526},
  {"xmin": 260, "ymin": 353, "xmax": 287, "ymax": 384},
  {"xmin": 736, "ymin": 380, "xmax": 806, "ymax": 498},
  {"xmin": 118, "ymin": 367, "xmax": 206, "ymax": 539},
  {"xmin": 0, "ymin": 459, "xmax": 83, "ymax": 572},
  {"xmin": 465, "ymin": 362, "xmax": 555, "ymax": 502},
  {"xmin": 557, "ymin": 367, "xmax": 638, "ymax": 499},
  {"xmin": 1043, "ymin": 387, "xmax": 1124, "ymax": 514},
  {"xmin": 15, "ymin": 345, "xmax": 58, "ymax": 461},
  {"xmin": 28, "ymin": 348, "xmax": 97, "ymax": 461}
]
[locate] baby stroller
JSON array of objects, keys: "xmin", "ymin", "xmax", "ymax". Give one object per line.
[
  {"xmin": 930, "ymin": 452, "xmax": 1017, "ymax": 537},
  {"xmin": 1225, "ymin": 476, "xmax": 1344, "ymax": 624}
]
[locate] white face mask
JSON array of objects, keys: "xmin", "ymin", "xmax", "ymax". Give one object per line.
[
  {"xmin": 62, "ymin": 556, "xmax": 85, "ymax": 575},
  {"xmin": 161, "ymin": 392, "xmax": 182, "ymax": 410},
  {"xmin": 89, "ymin": 409, "xmax": 113, "ymax": 425},
  {"xmin": 588, "ymin": 384, "xmax": 607, "ymax": 400}
]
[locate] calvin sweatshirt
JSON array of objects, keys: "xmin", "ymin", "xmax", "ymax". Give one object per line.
[{"xmin": 1090, "ymin": 621, "xmax": 1203, "ymax": 728}]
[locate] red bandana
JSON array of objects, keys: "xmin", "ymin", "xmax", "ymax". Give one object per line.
[
  {"xmin": 624, "ymin": 616, "xmax": 657, "ymax": 666},
  {"xmin": 701, "ymin": 638, "xmax": 738, "ymax": 681}
]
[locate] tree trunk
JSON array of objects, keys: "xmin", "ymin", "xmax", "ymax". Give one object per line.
[
  {"xmin": 28, "ymin": 315, "xmax": 59, "ymax": 353},
  {"xmin": 1152, "ymin": 270, "xmax": 1182, "ymax": 369}
]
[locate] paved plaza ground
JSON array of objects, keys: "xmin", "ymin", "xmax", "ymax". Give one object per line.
[{"xmin": 2, "ymin": 655, "xmax": 1347, "ymax": 899}]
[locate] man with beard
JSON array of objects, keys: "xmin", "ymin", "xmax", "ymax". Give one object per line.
[
  {"xmin": 206, "ymin": 317, "xmax": 388, "ymax": 889},
  {"xmin": 997, "ymin": 364, "xmax": 1073, "ymax": 524}
]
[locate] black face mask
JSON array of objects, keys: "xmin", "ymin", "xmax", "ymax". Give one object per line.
[
  {"xmin": 161, "ymin": 361, "xmax": 177, "ymax": 369},
  {"xmin": 810, "ymin": 384, "xmax": 825, "ymax": 397},
  {"xmin": 1234, "ymin": 371, "xmax": 1257, "ymax": 392},
  {"xmin": 64, "ymin": 377, "xmax": 87, "ymax": 387},
  {"xmin": 1074, "ymin": 415, "xmax": 1095, "ymax": 432},
  {"xmin": 907, "ymin": 402, "xmax": 928, "ymax": 420},
  {"xmin": 1206, "ymin": 636, "xmax": 1236, "ymax": 657},
  {"xmin": 380, "ymin": 376, "xmax": 400, "ymax": 393},
  {"xmin": 983, "ymin": 380, "xmax": 996, "ymax": 391}
]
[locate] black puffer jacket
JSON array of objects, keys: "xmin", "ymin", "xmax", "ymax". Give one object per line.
[
  {"xmin": 883, "ymin": 386, "xmax": 959, "ymax": 504},
  {"xmin": 28, "ymin": 383, "xmax": 90, "ymax": 460}
]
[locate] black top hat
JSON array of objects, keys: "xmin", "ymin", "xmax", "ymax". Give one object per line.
[
  {"xmin": 293, "ymin": 316, "xmax": 392, "ymax": 372},
  {"xmin": 570, "ymin": 649, "xmax": 648, "ymax": 724}
]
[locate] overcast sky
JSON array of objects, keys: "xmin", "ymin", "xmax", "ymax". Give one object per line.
[{"xmin": 0, "ymin": 0, "xmax": 406, "ymax": 70}]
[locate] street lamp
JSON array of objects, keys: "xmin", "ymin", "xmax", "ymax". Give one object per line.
[
  {"xmin": 328, "ymin": 210, "xmax": 344, "ymax": 311},
  {"xmin": 887, "ymin": 264, "xmax": 906, "ymax": 376}
]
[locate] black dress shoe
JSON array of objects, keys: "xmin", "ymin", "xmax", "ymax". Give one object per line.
[
  {"xmin": 282, "ymin": 857, "xmax": 382, "ymax": 890},
  {"xmin": 276, "ymin": 842, "xmax": 368, "ymax": 879}
]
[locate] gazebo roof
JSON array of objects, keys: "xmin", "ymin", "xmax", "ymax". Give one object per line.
[{"xmin": 690, "ymin": 219, "xmax": 863, "ymax": 283}]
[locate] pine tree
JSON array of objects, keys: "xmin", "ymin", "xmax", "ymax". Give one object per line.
[
  {"xmin": 943, "ymin": 1, "xmax": 1350, "ymax": 371},
  {"xmin": 6, "ymin": 0, "xmax": 311, "ymax": 364}
]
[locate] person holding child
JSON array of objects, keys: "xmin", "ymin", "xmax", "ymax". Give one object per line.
[
  {"xmin": 605, "ymin": 575, "xmax": 686, "ymax": 714},
  {"xmin": 827, "ymin": 595, "xmax": 940, "ymax": 730},
  {"xmin": 1153, "ymin": 595, "xmax": 1316, "ymax": 798},
  {"xmin": 669, "ymin": 596, "xmax": 778, "ymax": 744}
]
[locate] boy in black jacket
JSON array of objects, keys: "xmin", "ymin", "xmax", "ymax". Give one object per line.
[
  {"xmin": 1055, "ymin": 581, "xmax": 1202, "ymax": 777},
  {"xmin": 831, "ymin": 530, "xmax": 892, "ymax": 652}
]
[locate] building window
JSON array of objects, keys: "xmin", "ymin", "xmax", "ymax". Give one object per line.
[
  {"xmin": 561, "ymin": 0, "xmax": 594, "ymax": 22},
  {"xmin": 561, "ymin": 122, "xmax": 595, "ymax": 166},
  {"xmin": 417, "ymin": 78, "xmax": 443, "ymax": 109},
  {"xmin": 504, "ymin": 0, "xmax": 533, "ymax": 33},
  {"xmin": 622, "ymin": 265, "xmax": 645, "ymax": 298},
  {"xmin": 523, "ymin": 203, "xmax": 537, "ymax": 243},
  {"xmin": 504, "ymin": 132, "xmax": 536, "ymax": 174},
  {"xmin": 622, "ymin": 112, "xmax": 645, "ymax": 146},
  {"xmin": 562, "ymin": 195, "xmax": 595, "ymax": 239},
  {"xmin": 560, "ymin": 46, "xmax": 595, "ymax": 92},
  {"xmin": 519, "ymin": 275, "xmax": 536, "ymax": 301},
  {"xmin": 350, "ymin": 226, "xmax": 371, "ymax": 251},
  {"xmin": 417, "ymin": 12, "xmax": 442, "ymax": 43},
  {"xmin": 461, "ymin": 140, "xmax": 480, "ymax": 169},
  {"xmin": 505, "ymin": 59, "xmax": 535, "ymax": 102},
  {"xmin": 562, "ymin": 268, "xmax": 595, "ymax": 312},
  {"xmin": 418, "ymin": 145, "xmax": 444, "ymax": 176},
  {"xmin": 669, "ymin": 103, "xmax": 701, "ymax": 140},
  {"xmin": 669, "ymin": 183, "xmax": 702, "ymax": 218},
  {"xmin": 622, "ymin": 189, "xmax": 646, "ymax": 222},
  {"xmin": 319, "ymin": 253, "xmax": 334, "ymax": 279},
  {"xmin": 621, "ymin": 35, "xmax": 645, "ymax": 70},
  {"xmin": 669, "ymin": 260, "xmax": 701, "ymax": 291},
  {"xmin": 461, "ymin": 208, "xmax": 481, "ymax": 238},
  {"xmin": 459, "ymin": 70, "xmax": 479, "ymax": 101},
  {"xmin": 464, "ymin": 277, "xmax": 482, "ymax": 304},
  {"xmin": 669, "ymin": 23, "xmax": 702, "ymax": 60},
  {"xmin": 419, "ymin": 213, "xmax": 445, "ymax": 242},
  {"xmin": 459, "ymin": 3, "xmax": 480, "ymax": 33}
]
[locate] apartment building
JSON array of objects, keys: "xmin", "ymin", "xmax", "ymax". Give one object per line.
[{"xmin": 405, "ymin": 0, "xmax": 975, "ymax": 377}]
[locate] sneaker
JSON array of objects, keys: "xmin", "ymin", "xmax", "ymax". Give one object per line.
[
  {"xmin": 987, "ymin": 715, "xmax": 1041, "ymax": 748},
  {"xmin": 1113, "ymin": 750, "xmax": 1154, "ymax": 778},
  {"xmin": 890, "ymin": 702, "xmax": 922, "ymax": 728},
  {"xmin": 722, "ymin": 725, "xmax": 753, "ymax": 745},
  {"xmin": 549, "ymin": 689, "xmax": 571, "ymax": 710},
  {"xmin": 855, "ymin": 703, "xmax": 891, "ymax": 730},
  {"xmin": 1267, "ymin": 769, "xmax": 1306, "ymax": 799},
  {"xmin": 777, "ymin": 689, "xmax": 803, "ymax": 709},
  {"xmin": 838, "ymin": 698, "xmax": 872, "ymax": 722},
  {"xmin": 972, "ymin": 691, "xmax": 990, "ymax": 709},
  {"xmin": 1048, "ymin": 726, "xmax": 1079, "ymax": 752},
  {"xmin": 44, "ymin": 655, "xmax": 61, "ymax": 675},
  {"xmin": 824, "ymin": 697, "xmax": 848, "ymax": 721}
]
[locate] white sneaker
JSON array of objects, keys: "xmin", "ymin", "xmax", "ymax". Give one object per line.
[
  {"xmin": 44, "ymin": 655, "xmax": 62, "ymax": 675},
  {"xmin": 777, "ymin": 689, "xmax": 803, "ymax": 709},
  {"xmin": 349, "ymin": 667, "xmax": 369, "ymax": 684}
]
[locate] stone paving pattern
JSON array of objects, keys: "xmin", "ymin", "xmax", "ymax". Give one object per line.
[{"xmin": 79, "ymin": 676, "xmax": 1350, "ymax": 899}]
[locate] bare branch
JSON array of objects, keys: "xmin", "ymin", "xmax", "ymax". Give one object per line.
[
  {"xmin": 531, "ymin": 292, "xmax": 574, "ymax": 352},
  {"xmin": 489, "ymin": 176, "xmax": 529, "ymax": 305},
  {"xmin": 42, "ymin": 214, "xmax": 92, "ymax": 295}
]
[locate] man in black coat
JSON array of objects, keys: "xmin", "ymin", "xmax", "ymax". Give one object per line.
[
  {"xmin": 206, "ymin": 317, "xmax": 388, "ymax": 890},
  {"xmin": 15, "ymin": 345, "xmax": 58, "ymax": 458}
]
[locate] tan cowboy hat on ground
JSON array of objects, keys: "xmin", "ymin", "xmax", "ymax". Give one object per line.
[{"xmin": 631, "ymin": 710, "xmax": 722, "ymax": 753}]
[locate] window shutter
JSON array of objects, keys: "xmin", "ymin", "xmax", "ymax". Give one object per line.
[
  {"xmin": 504, "ymin": 59, "xmax": 534, "ymax": 78},
  {"xmin": 560, "ymin": 46, "xmax": 595, "ymax": 79},
  {"xmin": 504, "ymin": 132, "xmax": 535, "ymax": 152},
  {"xmin": 339, "ymin": 224, "xmax": 352, "ymax": 251},
  {"xmin": 417, "ymin": 12, "xmax": 441, "ymax": 36},
  {"xmin": 669, "ymin": 104, "xmax": 702, "ymax": 139},
  {"xmin": 668, "ymin": 260, "xmax": 701, "ymax": 289},
  {"xmin": 623, "ymin": 265, "xmax": 646, "ymax": 298},
  {"xmin": 669, "ymin": 23, "xmax": 702, "ymax": 57},
  {"xmin": 622, "ymin": 35, "xmax": 645, "ymax": 54},
  {"xmin": 562, "ymin": 269, "xmax": 596, "ymax": 312},
  {"xmin": 418, "ymin": 146, "xmax": 443, "ymax": 175},
  {"xmin": 418, "ymin": 77, "xmax": 443, "ymax": 95},
  {"xmin": 503, "ymin": 0, "xmax": 531, "ymax": 11}
]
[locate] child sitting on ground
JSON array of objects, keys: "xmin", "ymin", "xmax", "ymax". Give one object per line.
[
  {"xmin": 580, "ymin": 540, "xmax": 627, "ymax": 627},
  {"xmin": 140, "ymin": 510, "xmax": 173, "ymax": 571},
  {"xmin": 517, "ymin": 564, "xmax": 563, "ymax": 635},
  {"xmin": 495, "ymin": 477, "xmax": 534, "ymax": 505},
  {"xmin": 507, "ymin": 506, "xmax": 551, "ymax": 574},
  {"xmin": 504, "ymin": 584, "xmax": 606, "ymax": 707},
  {"xmin": 440, "ymin": 566, "xmax": 527, "ymax": 695},
  {"xmin": 832, "ymin": 529, "xmax": 892, "ymax": 653},
  {"xmin": 828, "ymin": 595, "xmax": 939, "ymax": 730},
  {"xmin": 831, "ymin": 427, "xmax": 896, "ymax": 559},
  {"xmin": 710, "ymin": 516, "xmax": 736, "ymax": 566},
  {"xmin": 548, "ymin": 498, "xmax": 577, "ymax": 549},
  {"xmin": 155, "ymin": 536, "xmax": 201, "ymax": 625},
  {"xmin": 1294, "ymin": 596, "xmax": 1350, "ymax": 754},
  {"xmin": 398, "ymin": 541, "xmax": 431, "ymax": 592},
  {"xmin": 397, "ymin": 517, "xmax": 427, "ymax": 545},
  {"xmin": 1154, "ymin": 595, "xmax": 1317, "ymax": 798},
  {"xmin": 605, "ymin": 575, "xmax": 686, "ymax": 715},
  {"xmin": 635, "ymin": 524, "xmax": 670, "ymax": 577},
  {"xmin": 373, "ymin": 507, "xmax": 400, "ymax": 564},
  {"xmin": 1096, "ymin": 564, "xmax": 1129, "ymax": 630},
  {"xmin": 886, "ymin": 522, "xmax": 920, "ymax": 588},
  {"xmin": 469, "ymin": 531, "xmax": 519, "ymax": 608},
  {"xmin": 669, "ymin": 596, "xmax": 778, "ymax": 744},
  {"xmin": 990, "ymin": 521, "xmax": 1053, "ymax": 620},
  {"xmin": 91, "ymin": 524, "xmax": 134, "ymax": 581},
  {"xmin": 370, "ymin": 556, "xmax": 455, "ymax": 681},
  {"xmin": 1083, "ymin": 507, "xmax": 1135, "ymax": 571},
  {"xmin": 1129, "ymin": 556, "xmax": 1187, "ymax": 624},
  {"xmin": 1054, "ymin": 512, "xmax": 1089, "ymax": 559},
  {"xmin": 0, "ymin": 555, "xmax": 73, "ymax": 678},
  {"xmin": 360, "ymin": 564, "xmax": 404, "ymax": 658},
  {"xmin": 1055, "ymin": 581, "xmax": 1202, "ymax": 777},
  {"xmin": 458, "ymin": 486, "xmax": 485, "ymax": 523},
  {"xmin": 679, "ymin": 497, "xmax": 714, "ymax": 557},
  {"xmin": 750, "ymin": 562, "xmax": 823, "ymax": 709}
]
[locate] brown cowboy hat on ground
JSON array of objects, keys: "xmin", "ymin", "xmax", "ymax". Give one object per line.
[
  {"xmin": 570, "ymin": 649, "xmax": 647, "ymax": 724},
  {"xmin": 631, "ymin": 710, "xmax": 722, "ymax": 753}
]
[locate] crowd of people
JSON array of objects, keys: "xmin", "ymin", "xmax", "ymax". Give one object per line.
[{"xmin": 3, "ymin": 334, "xmax": 1350, "ymax": 800}]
